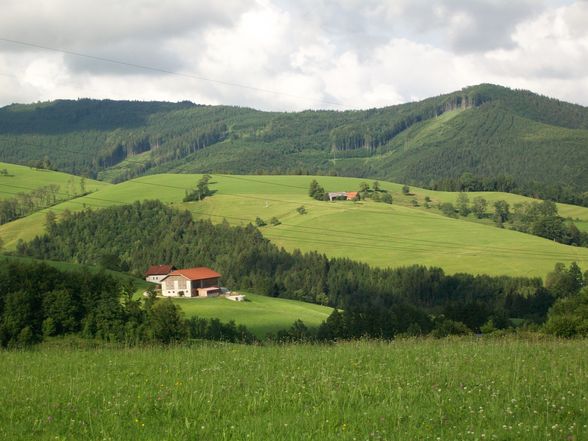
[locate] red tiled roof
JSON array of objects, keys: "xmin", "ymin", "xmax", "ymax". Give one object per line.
[
  {"xmin": 346, "ymin": 191, "xmax": 358, "ymax": 199},
  {"xmin": 167, "ymin": 267, "xmax": 221, "ymax": 281},
  {"xmin": 145, "ymin": 264, "xmax": 175, "ymax": 276}
]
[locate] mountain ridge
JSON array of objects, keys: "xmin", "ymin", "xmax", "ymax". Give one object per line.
[{"xmin": 1, "ymin": 83, "xmax": 587, "ymax": 192}]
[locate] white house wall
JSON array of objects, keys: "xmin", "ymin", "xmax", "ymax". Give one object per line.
[
  {"xmin": 146, "ymin": 275, "xmax": 166, "ymax": 284},
  {"xmin": 161, "ymin": 276, "xmax": 198, "ymax": 297}
]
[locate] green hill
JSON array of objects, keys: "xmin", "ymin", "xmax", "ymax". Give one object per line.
[
  {"xmin": 3, "ymin": 173, "xmax": 588, "ymax": 278},
  {"xmin": 1, "ymin": 84, "xmax": 587, "ymax": 194}
]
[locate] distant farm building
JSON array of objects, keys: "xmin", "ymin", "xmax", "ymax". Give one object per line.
[
  {"xmin": 145, "ymin": 264, "xmax": 176, "ymax": 284},
  {"xmin": 160, "ymin": 267, "xmax": 222, "ymax": 298},
  {"xmin": 328, "ymin": 191, "xmax": 359, "ymax": 201}
]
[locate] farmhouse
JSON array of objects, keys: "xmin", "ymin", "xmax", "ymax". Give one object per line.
[
  {"xmin": 160, "ymin": 267, "xmax": 222, "ymax": 298},
  {"xmin": 145, "ymin": 264, "xmax": 176, "ymax": 284},
  {"xmin": 328, "ymin": 191, "xmax": 359, "ymax": 201}
]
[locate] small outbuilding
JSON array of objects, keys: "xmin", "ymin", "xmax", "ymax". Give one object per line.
[
  {"xmin": 160, "ymin": 267, "xmax": 222, "ymax": 298},
  {"xmin": 328, "ymin": 191, "xmax": 347, "ymax": 201}
]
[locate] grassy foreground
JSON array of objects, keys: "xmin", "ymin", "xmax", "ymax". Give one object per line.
[{"xmin": 0, "ymin": 338, "xmax": 586, "ymax": 441}]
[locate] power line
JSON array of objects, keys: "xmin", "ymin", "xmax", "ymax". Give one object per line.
[{"xmin": 0, "ymin": 37, "xmax": 342, "ymax": 109}]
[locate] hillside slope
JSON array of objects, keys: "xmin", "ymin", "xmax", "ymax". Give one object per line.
[
  {"xmin": 1, "ymin": 84, "xmax": 587, "ymax": 191},
  {"xmin": 2, "ymin": 173, "xmax": 588, "ymax": 278},
  {"xmin": 0, "ymin": 161, "xmax": 109, "ymax": 200}
]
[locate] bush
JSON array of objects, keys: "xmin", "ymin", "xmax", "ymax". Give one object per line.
[
  {"xmin": 380, "ymin": 193, "xmax": 393, "ymax": 204},
  {"xmin": 431, "ymin": 319, "xmax": 472, "ymax": 338},
  {"xmin": 308, "ymin": 180, "xmax": 326, "ymax": 201},
  {"xmin": 148, "ymin": 299, "xmax": 187, "ymax": 344},
  {"xmin": 440, "ymin": 202, "xmax": 457, "ymax": 218},
  {"xmin": 544, "ymin": 287, "xmax": 588, "ymax": 337}
]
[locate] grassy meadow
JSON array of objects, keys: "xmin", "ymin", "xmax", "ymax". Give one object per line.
[
  {"xmin": 0, "ymin": 161, "xmax": 109, "ymax": 200},
  {"xmin": 0, "ymin": 338, "xmax": 586, "ymax": 440},
  {"xmin": 2, "ymin": 173, "xmax": 588, "ymax": 277},
  {"xmin": 174, "ymin": 293, "xmax": 333, "ymax": 337}
]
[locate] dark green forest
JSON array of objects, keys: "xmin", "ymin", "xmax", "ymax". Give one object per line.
[
  {"xmin": 13, "ymin": 201, "xmax": 588, "ymax": 343},
  {"xmin": 1, "ymin": 84, "xmax": 587, "ymax": 196}
]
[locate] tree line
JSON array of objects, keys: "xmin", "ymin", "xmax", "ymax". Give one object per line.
[
  {"xmin": 0, "ymin": 184, "xmax": 62, "ymax": 225},
  {"xmin": 0, "ymin": 175, "xmax": 89, "ymax": 226},
  {"xmin": 429, "ymin": 172, "xmax": 588, "ymax": 208}
]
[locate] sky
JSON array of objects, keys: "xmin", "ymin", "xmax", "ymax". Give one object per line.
[{"xmin": 0, "ymin": 0, "xmax": 587, "ymax": 111}]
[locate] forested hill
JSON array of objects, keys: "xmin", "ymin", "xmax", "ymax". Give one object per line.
[
  {"xmin": 16, "ymin": 200, "xmax": 558, "ymax": 334},
  {"xmin": 1, "ymin": 84, "xmax": 588, "ymax": 192}
]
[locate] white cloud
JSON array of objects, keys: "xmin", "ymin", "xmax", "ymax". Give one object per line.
[{"xmin": 0, "ymin": 0, "xmax": 586, "ymax": 109}]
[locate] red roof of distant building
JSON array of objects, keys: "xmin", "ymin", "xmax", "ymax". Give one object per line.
[
  {"xmin": 145, "ymin": 264, "xmax": 176, "ymax": 276},
  {"xmin": 167, "ymin": 267, "xmax": 222, "ymax": 281},
  {"xmin": 346, "ymin": 191, "xmax": 358, "ymax": 200}
]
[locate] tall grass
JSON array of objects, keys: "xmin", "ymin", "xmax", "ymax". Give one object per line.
[{"xmin": 1, "ymin": 337, "xmax": 586, "ymax": 440}]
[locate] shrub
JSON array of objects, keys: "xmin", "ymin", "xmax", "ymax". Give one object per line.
[
  {"xmin": 440, "ymin": 202, "xmax": 457, "ymax": 218},
  {"xmin": 431, "ymin": 319, "xmax": 472, "ymax": 338}
]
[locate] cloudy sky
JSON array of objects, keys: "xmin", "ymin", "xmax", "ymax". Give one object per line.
[{"xmin": 0, "ymin": 0, "xmax": 587, "ymax": 110}]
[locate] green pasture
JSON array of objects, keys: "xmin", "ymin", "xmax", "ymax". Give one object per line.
[
  {"xmin": 0, "ymin": 161, "xmax": 109, "ymax": 200},
  {"xmin": 2, "ymin": 173, "xmax": 588, "ymax": 277},
  {"xmin": 173, "ymin": 293, "xmax": 332, "ymax": 337},
  {"xmin": 0, "ymin": 338, "xmax": 586, "ymax": 440},
  {"xmin": 574, "ymin": 220, "xmax": 588, "ymax": 233}
]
